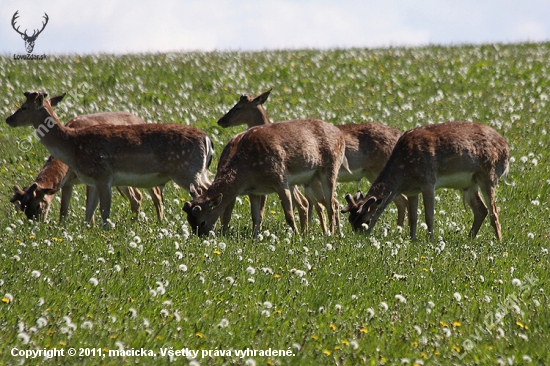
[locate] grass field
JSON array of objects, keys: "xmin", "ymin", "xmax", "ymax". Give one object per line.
[{"xmin": 0, "ymin": 43, "xmax": 549, "ymax": 365}]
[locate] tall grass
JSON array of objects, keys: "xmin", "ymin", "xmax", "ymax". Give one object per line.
[{"xmin": 0, "ymin": 43, "xmax": 548, "ymax": 365}]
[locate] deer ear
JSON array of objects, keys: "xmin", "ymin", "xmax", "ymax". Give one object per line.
[
  {"xmin": 254, "ymin": 89, "xmax": 272, "ymax": 105},
  {"xmin": 356, "ymin": 196, "xmax": 377, "ymax": 215},
  {"xmin": 10, "ymin": 185, "xmax": 25, "ymax": 203},
  {"xmin": 210, "ymin": 193, "xmax": 223, "ymax": 208},
  {"xmin": 49, "ymin": 93, "xmax": 67, "ymax": 107},
  {"xmin": 21, "ymin": 183, "xmax": 39, "ymax": 205}
]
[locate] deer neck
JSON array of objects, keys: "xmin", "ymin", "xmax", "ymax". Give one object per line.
[
  {"xmin": 32, "ymin": 105, "xmax": 77, "ymax": 168},
  {"xmin": 370, "ymin": 166, "xmax": 404, "ymax": 204},
  {"xmin": 248, "ymin": 106, "xmax": 271, "ymax": 128}
]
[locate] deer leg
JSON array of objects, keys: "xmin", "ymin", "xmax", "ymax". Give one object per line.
[
  {"xmin": 318, "ymin": 175, "xmax": 337, "ymax": 235},
  {"xmin": 117, "ymin": 186, "xmax": 142, "ymax": 220},
  {"xmin": 393, "ymin": 194, "xmax": 408, "ymax": 227},
  {"xmin": 291, "ymin": 186, "xmax": 309, "ymax": 233},
  {"xmin": 59, "ymin": 183, "xmax": 74, "ymax": 221},
  {"xmin": 221, "ymin": 197, "xmax": 236, "ymax": 234},
  {"xmin": 305, "ymin": 181, "xmax": 328, "ymax": 235},
  {"xmin": 275, "ymin": 184, "xmax": 298, "ymax": 233},
  {"xmin": 250, "ymin": 194, "xmax": 266, "ymax": 237},
  {"xmin": 407, "ymin": 194, "xmax": 419, "ymax": 240},
  {"xmin": 149, "ymin": 186, "xmax": 164, "ymax": 221},
  {"xmin": 421, "ymin": 186, "xmax": 436, "ymax": 240},
  {"xmin": 96, "ymin": 183, "xmax": 113, "ymax": 226},
  {"xmin": 85, "ymin": 185, "xmax": 99, "ymax": 224},
  {"xmin": 480, "ymin": 181, "xmax": 502, "ymax": 241},
  {"xmin": 464, "ymin": 187, "xmax": 488, "ymax": 239}
]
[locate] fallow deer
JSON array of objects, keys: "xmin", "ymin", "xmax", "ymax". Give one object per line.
[
  {"xmin": 341, "ymin": 121, "xmax": 510, "ymax": 241},
  {"xmin": 217, "ymin": 89, "xmax": 408, "ymax": 229},
  {"xmin": 7, "ymin": 92, "xmax": 213, "ymax": 225},
  {"xmin": 183, "ymin": 119, "xmax": 347, "ymax": 237},
  {"xmin": 10, "ymin": 94, "xmax": 164, "ymax": 222}
]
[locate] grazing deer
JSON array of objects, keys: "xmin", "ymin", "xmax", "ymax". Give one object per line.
[
  {"xmin": 341, "ymin": 121, "xmax": 510, "ymax": 241},
  {"xmin": 217, "ymin": 89, "xmax": 408, "ymax": 228},
  {"xmin": 183, "ymin": 119, "xmax": 347, "ymax": 237},
  {"xmin": 6, "ymin": 91, "xmax": 213, "ymax": 225},
  {"xmin": 12, "ymin": 11, "xmax": 48, "ymax": 53},
  {"xmin": 10, "ymin": 94, "xmax": 164, "ymax": 222}
]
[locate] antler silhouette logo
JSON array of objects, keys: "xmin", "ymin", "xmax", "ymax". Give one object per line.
[{"xmin": 12, "ymin": 11, "xmax": 49, "ymax": 54}]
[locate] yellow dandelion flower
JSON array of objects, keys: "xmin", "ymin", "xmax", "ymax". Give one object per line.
[
  {"xmin": 270, "ymin": 210, "xmax": 276, "ymax": 214},
  {"xmin": 59, "ymin": 341, "xmax": 66, "ymax": 346},
  {"xmin": 330, "ymin": 324, "xmax": 337, "ymax": 331},
  {"xmin": 213, "ymin": 250, "xmax": 221, "ymax": 255},
  {"xmin": 180, "ymin": 197, "xmax": 187, "ymax": 202},
  {"xmin": 311, "ymin": 335, "xmax": 318, "ymax": 340},
  {"xmin": 196, "ymin": 332, "xmax": 204, "ymax": 338},
  {"xmin": 110, "ymin": 334, "xmax": 118, "ymax": 339},
  {"xmin": 411, "ymin": 341, "xmax": 418, "ymax": 347},
  {"xmin": 322, "ymin": 349, "xmax": 331, "ymax": 356},
  {"xmin": 156, "ymin": 336, "xmax": 162, "ymax": 340},
  {"xmin": 440, "ymin": 321, "xmax": 448, "ymax": 328},
  {"xmin": 453, "ymin": 345, "xmax": 461, "ymax": 353},
  {"xmin": 342, "ymin": 340, "xmax": 350, "ymax": 346},
  {"xmin": 453, "ymin": 321, "xmax": 461, "ymax": 327},
  {"xmin": 1, "ymin": 297, "xmax": 9, "ymax": 304},
  {"xmin": 516, "ymin": 321, "xmax": 525, "ymax": 328},
  {"xmin": 273, "ymin": 274, "xmax": 281, "ymax": 279},
  {"xmin": 421, "ymin": 352, "xmax": 428, "ymax": 359},
  {"xmin": 274, "ymin": 309, "xmax": 282, "ymax": 315},
  {"xmin": 380, "ymin": 356, "xmax": 387, "ymax": 363},
  {"xmin": 334, "ymin": 345, "xmax": 341, "ymax": 350},
  {"xmin": 360, "ymin": 328, "xmax": 368, "ymax": 333}
]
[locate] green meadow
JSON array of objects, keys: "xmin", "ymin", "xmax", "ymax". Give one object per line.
[{"xmin": 0, "ymin": 43, "xmax": 549, "ymax": 365}]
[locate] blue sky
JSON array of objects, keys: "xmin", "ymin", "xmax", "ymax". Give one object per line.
[{"xmin": 2, "ymin": 0, "xmax": 549, "ymax": 55}]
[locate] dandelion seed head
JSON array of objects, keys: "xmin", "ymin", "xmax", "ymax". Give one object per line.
[
  {"xmin": 512, "ymin": 278, "xmax": 522, "ymax": 286},
  {"xmin": 89, "ymin": 277, "xmax": 99, "ymax": 286},
  {"xmin": 218, "ymin": 318, "xmax": 229, "ymax": 328},
  {"xmin": 81, "ymin": 321, "xmax": 93, "ymax": 329},
  {"xmin": 395, "ymin": 294, "xmax": 407, "ymax": 303},
  {"xmin": 36, "ymin": 317, "xmax": 47, "ymax": 328},
  {"xmin": 17, "ymin": 332, "xmax": 30, "ymax": 344},
  {"xmin": 453, "ymin": 292, "xmax": 462, "ymax": 302}
]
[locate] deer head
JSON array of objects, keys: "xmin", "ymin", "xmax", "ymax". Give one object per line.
[{"xmin": 12, "ymin": 11, "xmax": 49, "ymax": 54}]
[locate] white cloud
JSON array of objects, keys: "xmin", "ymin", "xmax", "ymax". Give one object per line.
[{"xmin": 1, "ymin": 0, "xmax": 549, "ymax": 55}]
